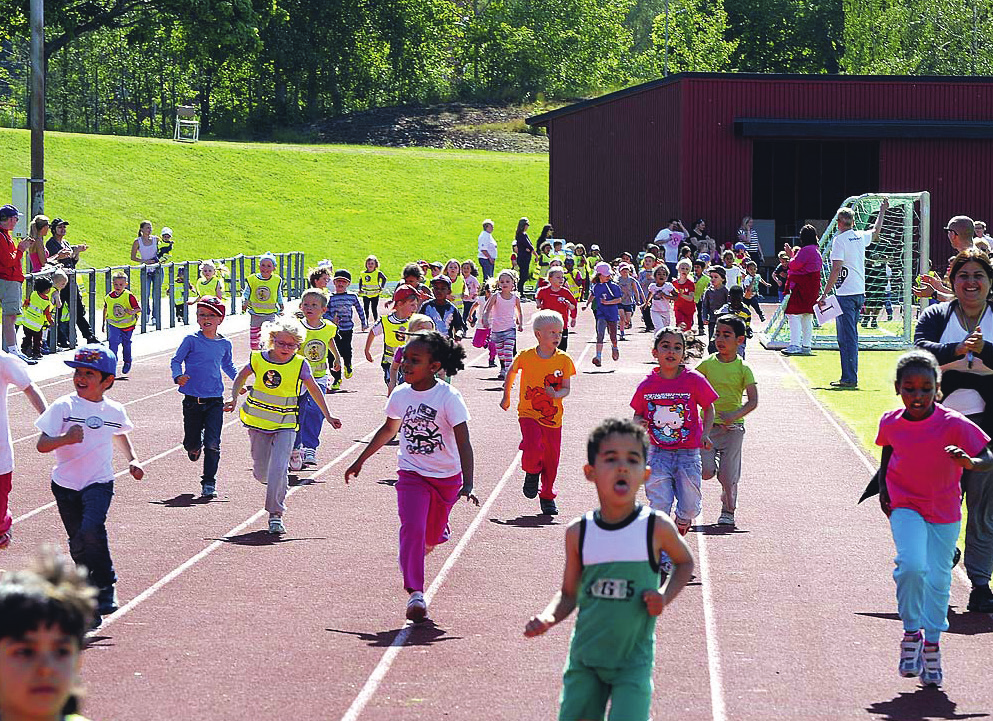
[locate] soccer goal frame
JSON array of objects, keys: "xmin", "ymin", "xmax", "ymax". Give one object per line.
[{"xmin": 762, "ymin": 191, "xmax": 930, "ymax": 351}]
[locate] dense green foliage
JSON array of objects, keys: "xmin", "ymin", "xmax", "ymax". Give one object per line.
[{"xmin": 0, "ymin": 0, "xmax": 989, "ymax": 138}]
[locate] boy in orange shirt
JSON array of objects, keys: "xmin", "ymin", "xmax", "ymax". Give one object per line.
[{"xmin": 500, "ymin": 309, "xmax": 577, "ymax": 515}]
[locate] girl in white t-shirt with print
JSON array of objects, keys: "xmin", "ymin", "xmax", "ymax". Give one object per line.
[
  {"xmin": 645, "ymin": 265, "xmax": 677, "ymax": 330},
  {"xmin": 346, "ymin": 331, "xmax": 478, "ymax": 624}
]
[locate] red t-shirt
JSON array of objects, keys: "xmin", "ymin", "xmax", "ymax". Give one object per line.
[
  {"xmin": 672, "ymin": 277, "xmax": 697, "ymax": 315},
  {"xmin": 536, "ymin": 285, "xmax": 578, "ymax": 326},
  {"xmin": 630, "ymin": 368, "xmax": 719, "ymax": 449},
  {"xmin": 0, "ymin": 228, "xmax": 24, "ymax": 282}
]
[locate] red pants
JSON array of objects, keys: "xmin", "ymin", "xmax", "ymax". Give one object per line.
[
  {"xmin": 519, "ymin": 418, "xmax": 562, "ymax": 500},
  {"xmin": 0, "ymin": 472, "xmax": 10, "ymax": 534},
  {"xmin": 675, "ymin": 306, "xmax": 694, "ymax": 331}
]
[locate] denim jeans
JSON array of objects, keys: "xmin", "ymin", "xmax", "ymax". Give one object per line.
[
  {"xmin": 182, "ymin": 395, "xmax": 224, "ymax": 485},
  {"xmin": 141, "ymin": 265, "xmax": 164, "ymax": 325},
  {"xmin": 51, "ymin": 480, "xmax": 116, "ymax": 590},
  {"xmin": 836, "ymin": 293, "xmax": 864, "ymax": 384},
  {"xmin": 107, "ymin": 325, "xmax": 133, "ymax": 368},
  {"xmin": 478, "ymin": 257, "xmax": 495, "ymax": 281},
  {"xmin": 645, "ymin": 446, "xmax": 702, "ymax": 523},
  {"xmin": 295, "ymin": 377, "xmax": 328, "ymax": 450}
]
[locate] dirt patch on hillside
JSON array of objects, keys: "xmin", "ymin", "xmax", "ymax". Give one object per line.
[{"xmin": 310, "ymin": 103, "xmax": 549, "ymax": 153}]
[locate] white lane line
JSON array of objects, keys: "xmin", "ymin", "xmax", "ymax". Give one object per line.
[
  {"xmin": 340, "ymin": 450, "xmax": 524, "ymax": 721},
  {"xmin": 775, "ymin": 355, "xmax": 973, "ymax": 588},
  {"xmin": 98, "ymin": 430, "xmax": 376, "ymax": 631},
  {"xmin": 696, "ymin": 531, "xmax": 728, "ymax": 721}
]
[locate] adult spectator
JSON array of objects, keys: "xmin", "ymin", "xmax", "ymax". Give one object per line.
[
  {"xmin": 654, "ymin": 218, "xmax": 688, "ymax": 274},
  {"xmin": 515, "ymin": 218, "xmax": 534, "ymax": 295},
  {"xmin": 819, "ymin": 201, "xmax": 887, "ymax": 388},
  {"xmin": 130, "ymin": 220, "xmax": 163, "ymax": 326},
  {"xmin": 914, "ymin": 247, "xmax": 993, "ymax": 613},
  {"xmin": 0, "ymin": 205, "xmax": 35, "ymax": 364},
  {"xmin": 737, "ymin": 216, "xmax": 764, "ymax": 267},
  {"xmin": 477, "ymin": 219, "xmax": 497, "ymax": 281},
  {"xmin": 780, "ymin": 225, "xmax": 822, "ymax": 356},
  {"xmin": 688, "ymin": 219, "xmax": 716, "ymax": 260},
  {"xmin": 917, "ymin": 215, "xmax": 976, "ymax": 302},
  {"xmin": 46, "ymin": 218, "xmax": 99, "ymax": 345},
  {"xmin": 26, "ymin": 215, "xmax": 69, "ymax": 273}
]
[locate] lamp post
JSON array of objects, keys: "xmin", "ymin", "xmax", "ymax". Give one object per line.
[
  {"xmin": 663, "ymin": 1, "xmax": 687, "ymax": 77},
  {"xmin": 29, "ymin": 0, "xmax": 44, "ymax": 216}
]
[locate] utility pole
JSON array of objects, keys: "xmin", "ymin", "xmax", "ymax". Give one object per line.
[
  {"xmin": 664, "ymin": 0, "xmax": 670, "ymax": 77},
  {"xmin": 29, "ymin": 0, "xmax": 44, "ymax": 217}
]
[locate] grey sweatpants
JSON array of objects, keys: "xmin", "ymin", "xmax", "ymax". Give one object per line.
[
  {"xmin": 701, "ymin": 424, "xmax": 745, "ymax": 514},
  {"xmin": 963, "ymin": 413, "xmax": 993, "ymax": 587},
  {"xmin": 248, "ymin": 428, "xmax": 296, "ymax": 517}
]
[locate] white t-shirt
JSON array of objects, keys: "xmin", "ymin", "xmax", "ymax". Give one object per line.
[
  {"xmin": 35, "ymin": 393, "xmax": 134, "ymax": 490},
  {"xmin": 829, "ymin": 229, "xmax": 871, "ymax": 296},
  {"xmin": 477, "ymin": 230, "xmax": 497, "ymax": 261},
  {"xmin": 0, "ymin": 354, "xmax": 32, "ymax": 475},
  {"xmin": 938, "ymin": 308, "xmax": 993, "ymax": 416},
  {"xmin": 386, "ymin": 381, "xmax": 471, "ymax": 478},
  {"xmin": 654, "ymin": 228, "xmax": 683, "ymax": 263},
  {"xmin": 724, "ymin": 265, "xmax": 744, "ymax": 288},
  {"xmin": 647, "ymin": 282, "xmax": 674, "ymax": 314}
]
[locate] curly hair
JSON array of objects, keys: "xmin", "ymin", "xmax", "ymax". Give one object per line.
[{"xmin": 405, "ymin": 330, "xmax": 466, "ymax": 377}]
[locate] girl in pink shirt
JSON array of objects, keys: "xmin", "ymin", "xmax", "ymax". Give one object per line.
[{"xmin": 876, "ymin": 350, "xmax": 992, "ymax": 687}]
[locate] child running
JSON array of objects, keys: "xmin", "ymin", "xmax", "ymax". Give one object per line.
[
  {"xmin": 483, "ymin": 270, "xmax": 523, "ymax": 380},
  {"xmin": 345, "ymin": 331, "xmax": 476, "ymax": 623},
  {"xmin": 671, "ymin": 259, "xmax": 697, "ymax": 332},
  {"xmin": 366, "ymin": 285, "xmax": 420, "ymax": 386},
  {"xmin": 420, "ymin": 275, "xmax": 467, "ymax": 341},
  {"xmin": 388, "ymin": 314, "xmax": 435, "ymax": 394},
  {"xmin": 697, "ymin": 315, "xmax": 758, "ymax": 527},
  {"xmin": 325, "ymin": 269, "xmax": 367, "ymax": 391},
  {"xmin": 586, "ymin": 262, "xmax": 622, "ymax": 367},
  {"xmin": 358, "ymin": 255, "xmax": 387, "ymax": 322},
  {"xmin": 500, "ymin": 310, "xmax": 576, "ymax": 515},
  {"xmin": 36, "ymin": 344, "xmax": 144, "ymax": 624},
  {"xmin": 630, "ymin": 327, "xmax": 717, "ymax": 538},
  {"xmin": 170, "ymin": 297, "xmax": 237, "ymax": 499},
  {"xmin": 644, "ymin": 266, "xmax": 675, "ymax": 336},
  {"xmin": 460, "ymin": 260, "xmax": 480, "ymax": 321},
  {"xmin": 468, "ymin": 280, "xmax": 497, "ymax": 368},
  {"xmin": 102, "ymin": 271, "xmax": 140, "ymax": 375},
  {"xmin": 242, "ymin": 252, "xmax": 284, "ymax": 350},
  {"xmin": 637, "ymin": 253, "xmax": 658, "ymax": 332},
  {"xmin": 616, "ymin": 263, "xmax": 645, "ymax": 341},
  {"xmin": 191, "ymin": 260, "xmax": 225, "ymax": 302},
  {"xmin": 716, "ymin": 286, "xmax": 753, "ymax": 358},
  {"xmin": 228, "ymin": 318, "xmax": 341, "ymax": 535},
  {"xmin": 524, "ymin": 418, "xmax": 694, "ymax": 721},
  {"xmin": 536, "ymin": 267, "xmax": 578, "ymax": 351},
  {"xmin": 0, "ymin": 547, "xmax": 98, "ymax": 720},
  {"xmin": 876, "ymin": 350, "xmax": 991, "ymax": 687}
]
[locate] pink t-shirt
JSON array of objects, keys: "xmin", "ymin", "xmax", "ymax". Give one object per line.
[
  {"xmin": 876, "ymin": 404, "xmax": 990, "ymax": 524},
  {"xmin": 630, "ymin": 368, "xmax": 719, "ymax": 449}
]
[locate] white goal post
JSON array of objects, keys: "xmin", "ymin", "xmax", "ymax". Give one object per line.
[{"xmin": 762, "ymin": 191, "xmax": 931, "ymax": 351}]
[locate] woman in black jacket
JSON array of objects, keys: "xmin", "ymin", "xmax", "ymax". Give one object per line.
[
  {"xmin": 515, "ymin": 218, "xmax": 534, "ymax": 296},
  {"xmin": 914, "ymin": 247, "xmax": 993, "ymax": 613}
]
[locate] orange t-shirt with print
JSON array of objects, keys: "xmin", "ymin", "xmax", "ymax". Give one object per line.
[{"xmin": 515, "ymin": 347, "xmax": 576, "ymax": 428}]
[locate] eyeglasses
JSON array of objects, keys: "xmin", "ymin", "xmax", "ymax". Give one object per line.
[{"xmin": 272, "ymin": 340, "xmax": 299, "ymax": 349}]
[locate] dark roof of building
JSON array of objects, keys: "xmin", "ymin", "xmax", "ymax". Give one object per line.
[{"xmin": 526, "ymin": 72, "xmax": 993, "ymax": 127}]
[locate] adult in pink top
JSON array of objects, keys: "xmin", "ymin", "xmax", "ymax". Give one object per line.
[{"xmin": 781, "ymin": 224, "xmax": 823, "ymax": 355}]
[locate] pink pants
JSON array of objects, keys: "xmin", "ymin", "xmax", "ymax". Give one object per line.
[
  {"xmin": 0, "ymin": 472, "xmax": 11, "ymax": 534},
  {"xmin": 519, "ymin": 418, "xmax": 562, "ymax": 500},
  {"xmin": 396, "ymin": 470, "xmax": 462, "ymax": 592}
]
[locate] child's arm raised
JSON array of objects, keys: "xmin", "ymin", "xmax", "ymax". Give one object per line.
[
  {"xmin": 224, "ymin": 365, "xmax": 254, "ymax": 412},
  {"xmin": 524, "ymin": 519, "xmax": 582, "ymax": 636},
  {"xmin": 500, "ymin": 357, "xmax": 521, "ymax": 411},
  {"xmin": 302, "ymin": 375, "xmax": 342, "ymax": 429},
  {"xmin": 344, "ymin": 418, "xmax": 402, "ymax": 481},
  {"xmin": 114, "ymin": 433, "xmax": 144, "ymax": 479},
  {"xmin": 453, "ymin": 422, "xmax": 478, "ymax": 505},
  {"xmin": 643, "ymin": 513, "xmax": 694, "ymax": 615},
  {"xmin": 37, "ymin": 426, "xmax": 84, "ymax": 453}
]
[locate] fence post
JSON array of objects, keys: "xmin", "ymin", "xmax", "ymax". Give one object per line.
[
  {"xmin": 66, "ymin": 271, "xmax": 78, "ymax": 348},
  {"xmin": 167, "ymin": 263, "xmax": 176, "ymax": 328},
  {"xmin": 184, "ymin": 260, "xmax": 192, "ymax": 323},
  {"xmin": 228, "ymin": 256, "xmax": 236, "ymax": 316}
]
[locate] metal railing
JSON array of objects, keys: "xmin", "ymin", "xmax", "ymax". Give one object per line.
[{"xmin": 26, "ymin": 252, "xmax": 306, "ymax": 350}]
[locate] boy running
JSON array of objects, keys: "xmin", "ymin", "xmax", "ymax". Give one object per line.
[
  {"xmin": 102, "ymin": 271, "xmax": 140, "ymax": 375},
  {"xmin": 0, "ymin": 352, "xmax": 46, "ymax": 549},
  {"xmin": 325, "ymin": 269, "xmax": 367, "ymax": 391},
  {"xmin": 536, "ymin": 268, "xmax": 578, "ymax": 351}
]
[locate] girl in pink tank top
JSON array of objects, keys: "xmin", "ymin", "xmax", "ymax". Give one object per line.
[{"xmin": 483, "ymin": 270, "xmax": 523, "ymax": 379}]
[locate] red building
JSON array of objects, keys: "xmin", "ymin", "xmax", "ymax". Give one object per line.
[{"xmin": 526, "ymin": 73, "xmax": 993, "ymax": 270}]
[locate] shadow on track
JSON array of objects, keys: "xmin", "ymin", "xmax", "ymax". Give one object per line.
[
  {"xmin": 693, "ymin": 524, "xmax": 750, "ymax": 536},
  {"xmin": 326, "ymin": 620, "xmax": 460, "ymax": 648},
  {"xmin": 150, "ymin": 494, "xmax": 228, "ymax": 508},
  {"xmin": 865, "ymin": 686, "xmax": 989, "ymax": 720},
  {"xmin": 855, "ymin": 607, "xmax": 993, "ymax": 636},
  {"xmin": 214, "ymin": 530, "xmax": 327, "ymax": 546},
  {"xmin": 490, "ymin": 515, "xmax": 558, "ymax": 528}
]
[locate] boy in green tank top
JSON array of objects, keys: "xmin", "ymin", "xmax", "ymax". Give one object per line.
[{"xmin": 524, "ymin": 418, "xmax": 694, "ymax": 721}]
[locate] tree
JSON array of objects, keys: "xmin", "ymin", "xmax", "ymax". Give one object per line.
[{"xmin": 643, "ymin": 0, "xmax": 737, "ymax": 76}]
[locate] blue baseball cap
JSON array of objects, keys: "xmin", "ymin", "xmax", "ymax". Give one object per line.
[
  {"xmin": 697, "ymin": 253, "xmax": 710, "ymax": 263},
  {"xmin": 65, "ymin": 344, "xmax": 117, "ymax": 375},
  {"xmin": 0, "ymin": 204, "xmax": 20, "ymax": 220},
  {"xmin": 733, "ymin": 242, "xmax": 747, "ymax": 250}
]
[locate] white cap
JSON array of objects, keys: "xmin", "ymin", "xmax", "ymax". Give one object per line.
[
  {"xmin": 590, "ymin": 244, "xmax": 600, "ymax": 251},
  {"xmin": 160, "ymin": 227, "xmax": 173, "ymax": 237},
  {"xmin": 482, "ymin": 219, "xmax": 494, "ymax": 227}
]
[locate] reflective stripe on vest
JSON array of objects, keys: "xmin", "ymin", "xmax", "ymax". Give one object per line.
[
  {"xmin": 246, "ymin": 274, "xmax": 281, "ymax": 314},
  {"xmin": 298, "ymin": 320, "xmax": 337, "ymax": 379},
  {"xmin": 380, "ymin": 314, "xmax": 409, "ymax": 364},
  {"xmin": 20, "ymin": 291, "xmax": 51, "ymax": 331},
  {"xmin": 105, "ymin": 291, "xmax": 138, "ymax": 329},
  {"xmin": 360, "ymin": 272, "xmax": 384, "ymax": 298},
  {"xmin": 239, "ymin": 352, "xmax": 304, "ymax": 430}
]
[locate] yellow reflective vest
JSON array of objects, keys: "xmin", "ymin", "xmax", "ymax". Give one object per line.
[
  {"xmin": 245, "ymin": 273, "xmax": 282, "ymax": 315},
  {"xmin": 105, "ymin": 290, "xmax": 139, "ymax": 329},
  {"xmin": 195, "ymin": 276, "xmax": 224, "ymax": 299},
  {"xmin": 20, "ymin": 291, "xmax": 53, "ymax": 331},
  {"xmin": 240, "ymin": 352, "xmax": 305, "ymax": 430},
  {"xmin": 379, "ymin": 313, "xmax": 409, "ymax": 365},
  {"xmin": 298, "ymin": 320, "xmax": 338, "ymax": 379}
]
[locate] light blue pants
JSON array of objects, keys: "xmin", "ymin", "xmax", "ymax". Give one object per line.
[
  {"xmin": 646, "ymin": 446, "xmax": 702, "ymax": 524},
  {"xmin": 890, "ymin": 507, "xmax": 960, "ymax": 643}
]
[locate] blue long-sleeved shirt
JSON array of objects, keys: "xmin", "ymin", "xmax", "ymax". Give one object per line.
[
  {"xmin": 170, "ymin": 331, "xmax": 238, "ymax": 398},
  {"xmin": 324, "ymin": 291, "xmax": 367, "ymax": 331}
]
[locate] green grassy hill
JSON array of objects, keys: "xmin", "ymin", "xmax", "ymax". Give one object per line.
[{"xmin": 0, "ymin": 129, "xmax": 548, "ymax": 278}]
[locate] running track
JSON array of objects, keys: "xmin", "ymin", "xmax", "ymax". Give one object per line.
[{"xmin": 1, "ymin": 307, "xmax": 991, "ymax": 720}]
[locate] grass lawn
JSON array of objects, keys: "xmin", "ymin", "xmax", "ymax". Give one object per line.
[{"xmin": 0, "ymin": 129, "xmax": 548, "ymax": 277}]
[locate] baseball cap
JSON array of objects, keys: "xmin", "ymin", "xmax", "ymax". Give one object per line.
[
  {"xmin": 429, "ymin": 261, "xmax": 443, "ymax": 269},
  {"xmin": 733, "ymin": 242, "xmax": 747, "ymax": 250},
  {"xmin": 0, "ymin": 205, "xmax": 20, "ymax": 220},
  {"xmin": 431, "ymin": 275, "xmax": 452, "ymax": 287},
  {"xmin": 51, "ymin": 217, "xmax": 68, "ymax": 228},
  {"xmin": 594, "ymin": 261, "xmax": 611, "ymax": 277},
  {"xmin": 196, "ymin": 297, "xmax": 226, "ymax": 320},
  {"xmin": 392, "ymin": 285, "xmax": 419, "ymax": 304},
  {"xmin": 65, "ymin": 344, "xmax": 117, "ymax": 375},
  {"xmin": 590, "ymin": 244, "xmax": 600, "ymax": 251},
  {"xmin": 160, "ymin": 226, "xmax": 173, "ymax": 237},
  {"xmin": 697, "ymin": 253, "xmax": 711, "ymax": 263},
  {"xmin": 334, "ymin": 269, "xmax": 352, "ymax": 281}
]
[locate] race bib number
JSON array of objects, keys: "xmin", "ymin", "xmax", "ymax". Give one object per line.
[{"xmin": 587, "ymin": 578, "xmax": 634, "ymax": 600}]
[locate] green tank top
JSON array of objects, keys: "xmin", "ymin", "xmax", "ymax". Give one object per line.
[{"xmin": 568, "ymin": 504, "xmax": 660, "ymax": 669}]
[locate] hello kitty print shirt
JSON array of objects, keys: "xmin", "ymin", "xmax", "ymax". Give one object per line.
[{"xmin": 629, "ymin": 368, "xmax": 719, "ymax": 450}]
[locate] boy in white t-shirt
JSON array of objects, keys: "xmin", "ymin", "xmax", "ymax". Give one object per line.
[
  {"xmin": 35, "ymin": 344, "xmax": 144, "ymax": 624},
  {"xmin": 0, "ymin": 353, "xmax": 47, "ymax": 549}
]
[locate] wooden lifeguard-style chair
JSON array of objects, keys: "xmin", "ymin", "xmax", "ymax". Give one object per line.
[{"xmin": 173, "ymin": 106, "xmax": 200, "ymax": 143}]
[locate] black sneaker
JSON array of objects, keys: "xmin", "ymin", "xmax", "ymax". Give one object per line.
[
  {"xmin": 953, "ymin": 546, "xmax": 962, "ymax": 568},
  {"xmin": 967, "ymin": 584, "xmax": 993, "ymax": 613},
  {"xmin": 539, "ymin": 498, "xmax": 558, "ymax": 515},
  {"xmin": 522, "ymin": 472, "xmax": 540, "ymax": 499},
  {"xmin": 96, "ymin": 584, "xmax": 119, "ymax": 616}
]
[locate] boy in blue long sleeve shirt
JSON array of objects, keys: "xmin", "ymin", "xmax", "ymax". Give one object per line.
[
  {"xmin": 325, "ymin": 269, "xmax": 368, "ymax": 390},
  {"xmin": 170, "ymin": 298, "xmax": 238, "ymax": 498}
]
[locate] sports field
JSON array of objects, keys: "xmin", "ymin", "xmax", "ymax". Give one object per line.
[{"xmin": 3, "ymin": 302, "xmax": 990, "ymax": 720}]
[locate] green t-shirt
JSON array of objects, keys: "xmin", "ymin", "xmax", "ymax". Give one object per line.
[
  {"xmin": 693, "ymin": 274, "xmax": 710, "ymax": 303},
  {"xmin": 696, "ymin": 353, "xmax": 756, "ymax": 426}
]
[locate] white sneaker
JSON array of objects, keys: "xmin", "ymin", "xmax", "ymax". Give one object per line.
[
  {"xmin": 780, "ymin": 346, "xmax": 802, "ymax": 356},
  {"xmin": 268, "ymin": 516, "xmax": 286, "ymax": 535},
  {"xmin": 302, "ymin": 448, "xmax": 317, "ymax": 468},
  {"xmin": 8, "ymin": 347, "xmax": 37, "ymax": 365},
  {"xmin": 406, "ymin": 591, "xmax": 427, "ymax": 623},
  {"xmin": 920, "ymin": 643, "xmax": 942, "ymax": 686},
  {"xmin": 717, "ymin": 511, "xmax": 735, "ymax": 526},
  {"xmin": 289, "ymin": 448, "xmax": 303, "ymax": 472},
  {"xmin": 898, "ymin": 633, "xmax": 923, "ymax": 677}
]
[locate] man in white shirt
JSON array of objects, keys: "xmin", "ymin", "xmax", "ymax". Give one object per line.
[
  {"xmin": 477, "ymin": 219, "xmax": 497, "ymax": 281},
  {"xmin": 653, "ymin": 218, "xmax": 688, "ymax": 275},
  {"xmin": 819, "ymin": 200, "xmax": 887, "ymax": 388}
]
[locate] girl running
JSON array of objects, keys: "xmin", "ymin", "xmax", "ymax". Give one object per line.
[
  {"xmin": 443, "ymin": 259, "xmax": 465, "ymax": 305},
  {"xmin": 483, "ymin": 270, "xmax": 523, "ymax": 380},
  {"xmin": 468, "ymin": 280, "xmax": 497, "ymax": 368},
  {"xmin": 645, "ymin": 265, "xmax": 676, "ymax": 332},
  {"xmin": 242, "ymin": 252, "xmax": 283, "ymax": 351},
  {"xmin": 460, "ymin": 260, "xmax": 480, "ymax": 321},
  {"xmin": 358, "ymin": 255, "xmax": 387, "ymax": 322},
  {"xmin": 190, "ymin": 260, "xmax": 225, "ymax": 302},
  {"xmin": 876, "ymin": 350, "xmax": 991, "ymax": 687},
  {"xmin": 585, "ymin": 261, "xmax": 622, "ymax": 367},
  {"xmin": 345, "ymin": 331, "xmax": 477, "ymax": 623}
]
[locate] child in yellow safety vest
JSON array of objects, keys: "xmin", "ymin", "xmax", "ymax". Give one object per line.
[
  {"xmin": 358, "ymin": 255, "xmax": 388, "ymax": 322},
  {"xmin": 365, "ymin": 284, "xmax": 420, "ymax": 386},
  {"xmin": 227, "ymin": 317, "xmax": 341, "ymax": 536},
  {"xmin": 19, "ymin": 276, "xmax": 55, "ymax": 360},
  {"xmin": 242, "ymin": 251, "xmax": 284, "ymax": 351},
  {"xmin": 102, "ymin": 271, "xmax": 140, "ymax": 375}
]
